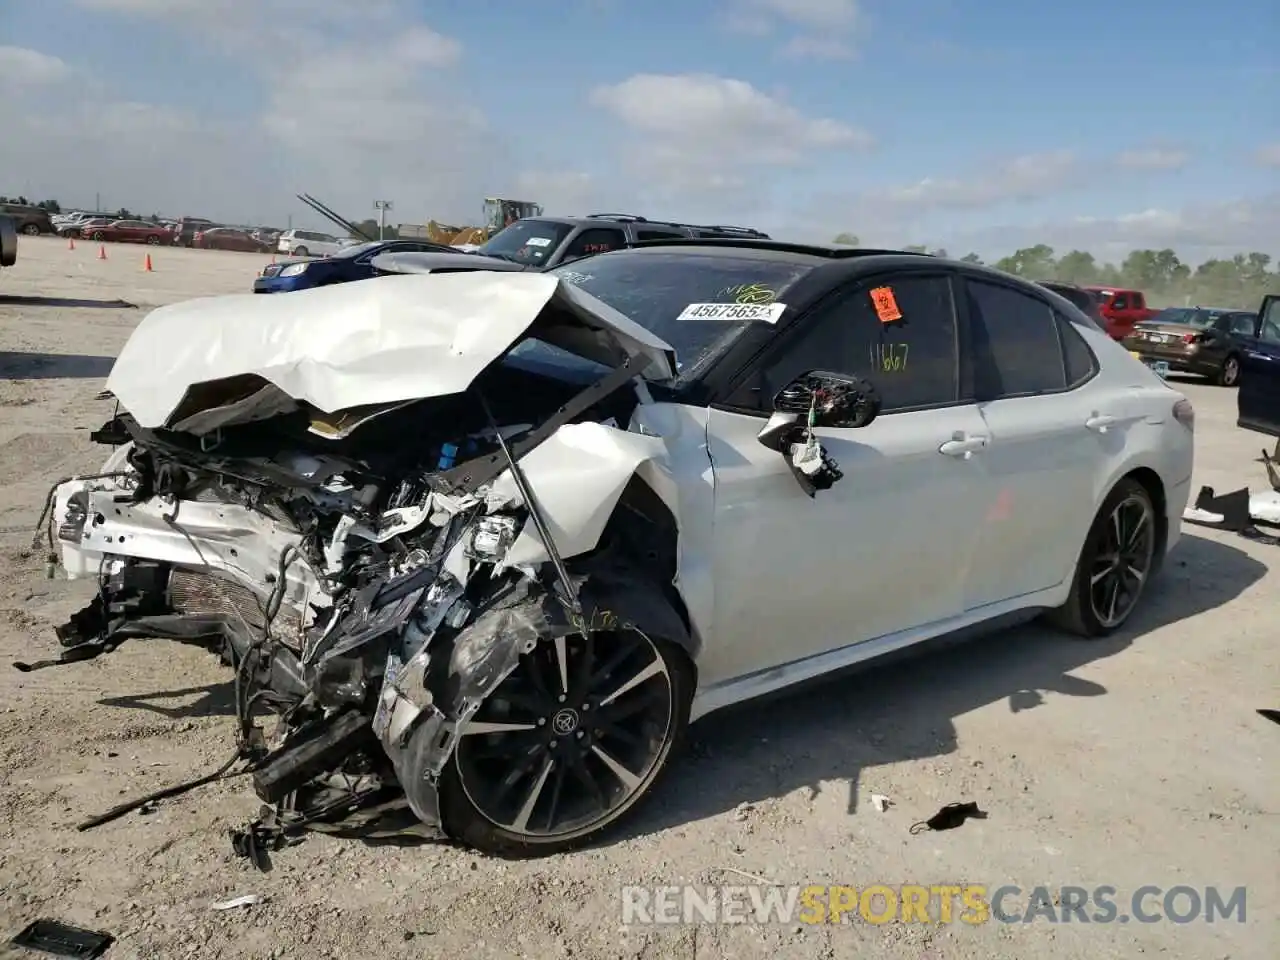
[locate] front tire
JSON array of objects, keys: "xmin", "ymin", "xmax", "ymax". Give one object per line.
[
  {"xmin": 1048, "ymin": 478, "xmax": 1157, "ymax": 638},
  {"xmin": 1218, "ymin": 354, "xmax": 1240, "ymax": 387},
  {"xmin": 21, "ymin": 223, "xmax": 40, "ymax": 236},
  {"xmin": 434, "ymin": 625, "xmax": 691, "ymax": 857}
]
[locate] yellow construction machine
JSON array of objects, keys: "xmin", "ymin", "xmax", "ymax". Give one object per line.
[{"xmin": 411, "ymin": 197, "xmax": 543, "ymax": 246}]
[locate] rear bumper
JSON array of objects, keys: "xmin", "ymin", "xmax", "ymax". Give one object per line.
[{"xmin": 1125, "ymin": 346, "xmax": 1218, "ymax": 375}]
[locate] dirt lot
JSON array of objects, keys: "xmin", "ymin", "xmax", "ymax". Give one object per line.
[{"xmin": 0, "ymin": 235, "xmax": 1275, "ymax": 959}]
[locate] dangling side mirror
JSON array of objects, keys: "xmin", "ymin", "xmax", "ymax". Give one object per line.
[{"xmin": 755, "ymin": 371, "xmax": 881, "ymax": 497}]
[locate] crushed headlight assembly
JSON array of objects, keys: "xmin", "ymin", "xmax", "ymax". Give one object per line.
[
  {"xmin": 278, "ymin": 262, "xmax": 308, "ymax": 277},
  {"xmin": 465, "ymin": 515, "xmax": 518, "ymax": 560}
]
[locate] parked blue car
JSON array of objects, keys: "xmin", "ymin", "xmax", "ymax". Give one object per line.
[{"xmin": 252, "ymin": 239, "xmax": 460, "ymax": 293}]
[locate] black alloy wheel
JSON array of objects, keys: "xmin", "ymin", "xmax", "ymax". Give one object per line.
[
  {"xmin": 443, "ymin": 626, "xmax": 688, "ymax": 855},
  {"xmin": 1049, "ymin": 477, "xmax": 1158, "ymax": 637}
]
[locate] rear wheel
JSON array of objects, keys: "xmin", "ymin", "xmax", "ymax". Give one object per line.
[
  {"xmin": 92, "ymin": 231, "xmax": 104, "ymax": 241},
  {"xmin": 435, "ymin": 625, "xmax": 691, "ymax": 857},
  {"xmin": 293, "ymin": 246, "xmax": 308, "ymax": 256},
  {"xmin": 21, "ymin": 223, "xmax": 40, "ymax": 236},
  {"xmin": 1048, "ymin": 478, "xmax": 1157, "ymax": 637},
  {"xmin": 1218, "ymin": 354, "xmax": 1240, "ymax": 386},
  {"xmin": 146, "ymin": 235, "xmax": 161, "ymax": 245}
]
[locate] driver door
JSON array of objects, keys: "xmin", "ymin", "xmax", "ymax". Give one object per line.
[{"xmin": 699, "ymin": 272, "xmax": 994, "ymax": 688}]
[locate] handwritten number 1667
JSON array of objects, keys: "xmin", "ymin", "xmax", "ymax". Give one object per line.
[{"xmin": 870, "ymin": 343, "xmax": 908, "ymax": 372}]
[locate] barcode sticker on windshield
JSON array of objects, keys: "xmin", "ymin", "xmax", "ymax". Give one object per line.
[
  {"xmin": 524, "ymin": 237, "xmax": 552, "ymax": 247},
  {"xmin": 678, "ymin": 302, "xmax": 787, "ymax": 323}
]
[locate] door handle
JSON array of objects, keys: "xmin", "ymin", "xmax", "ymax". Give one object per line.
[
  {"xmin": 938, "ymin": 435, "xmax": 987, "ymax": 459},
  {"xmin": 1085, "ymin": 414, "xmax": 1117, "ymax": 433}
]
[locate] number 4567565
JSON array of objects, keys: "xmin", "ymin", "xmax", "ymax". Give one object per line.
[{"xmin": 870, "ymin": 343, "xmax": 908, "ymax": 372}]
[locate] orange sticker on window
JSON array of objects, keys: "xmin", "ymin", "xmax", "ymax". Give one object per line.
[{"xmin": 870, "ymin": 286, "xmax": 903, "ymax": 323}]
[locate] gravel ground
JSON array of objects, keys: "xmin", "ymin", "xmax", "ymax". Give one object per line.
[{"xmin": 0, "ymin": 235, "xmax": 1275, "ymax": 960}]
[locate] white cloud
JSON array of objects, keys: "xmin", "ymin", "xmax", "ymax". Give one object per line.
[
  {"xmin": 723, "ymin": 0, "xmax": 859, "ymax": 58},
  {"xmin": 896, "ymin": 195, "xmax": 1280, "ymax": 265},
  {"xmin": 780, "ymin": 35, "xmax": 854, "ymax": 60},
  {"xmin": 0, "ymin": 45, "xmax": 71, "ymax": 85},
  {"xmin": 587, "ymin": 73, "xmax": 872, "ymax": 216},
  {"xmin": 1256, "ymin": 143, "xmax": 1280, "ymax": 167},
  {"xmin": 866, "ymin": 150, "xmax": 1081, "ymax": 212},
  {"xmin": 17, "ymin": 4, "xmax": 498, "ymax": 227},
  {"xmin": 1115, "ymin": 147, "xmax": 1189, "ymax": 171}
]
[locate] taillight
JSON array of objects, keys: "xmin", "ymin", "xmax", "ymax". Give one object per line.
[
  {"xmin": 1173, "ymin": 398, "xmax": 1194, "ymax": 429},
  {"xmin": 1183, "ymin": 332, "xmax": 1200, "ymax": 344}
]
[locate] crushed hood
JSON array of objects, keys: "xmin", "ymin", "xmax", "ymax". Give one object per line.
[{"xmin": 106, "ymin": 272, "xmax": 678, "ymax": 431}]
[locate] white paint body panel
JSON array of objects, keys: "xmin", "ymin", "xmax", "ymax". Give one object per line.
[{"xmin": 107, "ymin": 272, "xmax": 676, "ymax": 429}]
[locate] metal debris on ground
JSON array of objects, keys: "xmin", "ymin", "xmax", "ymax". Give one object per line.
[
  {"xmin": 909, "ymin": 801, "xmax": 988, "ymax": 834},
  {"xmin": 8, "ymin": 919, "xmax": 114, "ymax": 958},
  {"xmin": 210, "ymin": 894, "xmax": 264, "ymax": 911},
  {"xmin": 870, "ymin": 793, "xmax": 891, "ymax": 813}
]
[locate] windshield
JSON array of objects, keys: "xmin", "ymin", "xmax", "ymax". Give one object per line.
[
  {"xmin": 479, "ymin": 220, "xmax": 574, "ymax": 266},
  {"xmin": 1151, "ymin": 307, "xmax": 1219, "ymax": 328},
  {"xmin": 545, "ymin": 250, "xmax": 813, "ymax": 380}
]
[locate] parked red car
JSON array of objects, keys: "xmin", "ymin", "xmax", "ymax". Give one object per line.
[
  {"xmin": 85, "ymin": 219, "xmax": 175, "ymax": 245},
  {"xmin": 192, "ymin": 227, "xmax": 270, "ymax": 252},
  {"xmin": 1083, "ymin": 286, "xmax": 1158, "ymax": 339}
]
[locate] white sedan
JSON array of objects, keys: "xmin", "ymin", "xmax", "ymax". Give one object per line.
[{"xmin": 39, "ymin": 241, "xmax": 1193, "ymax": 858}]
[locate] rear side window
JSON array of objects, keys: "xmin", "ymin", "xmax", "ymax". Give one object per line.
[
  {"xmin": 1058, "ymin": 315, "xmax": 1098, "ymax": 387},
  {"xmin": 1112, "ymin": 293, "xmax": 1130, "ymax": 309},
  {"xmin": 636, "ymin": 230, "xmax": 685, "ymax": 241},
  {"xmin": 966, "ymin": 279, "xmax": 1067, "ymax": 399},
  {"xmin": 563, "ymin": 227, "xmax": 626, "ymax": 260}
]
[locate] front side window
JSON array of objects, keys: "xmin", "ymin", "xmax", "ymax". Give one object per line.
[
  {"xmin": 967, "ymin": 279, "xmax": 1067, "ymax": 398},
  {"xmin": 730, "ymin": 274, "xmax": 960, "ymax": 414}
]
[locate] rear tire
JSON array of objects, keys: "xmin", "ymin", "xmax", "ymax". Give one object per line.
[
  {"xmin": 92, "ymin": 231, "xmax": 104, "ymax": 241},
  {"xmin": 21, "ymin": 223, "xmax": 40, "ymax": 236},
  {"xmin": 433, "ymin": 624, "xmax": 692, "ymax": 858},
  {"xmin": 1047, "ymin": 478, "xmax": 1157, "ymax": 638},
  {"xmin": 293, "ymin": 246, "xmax": 308, "ymax": 256},
  {"xmin": 1218, "ymin": 354, "xmax": 1240, "ymax": 387}
]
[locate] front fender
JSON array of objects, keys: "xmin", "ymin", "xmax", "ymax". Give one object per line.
[{"xmin": 489, "ymin": 421, "xmax": 675, "ymax": 567}]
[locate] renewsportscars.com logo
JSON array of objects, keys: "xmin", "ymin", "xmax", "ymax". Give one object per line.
[{"xmin": 620, "ymin": 884, "xmax": 1248, "ymax": 926}]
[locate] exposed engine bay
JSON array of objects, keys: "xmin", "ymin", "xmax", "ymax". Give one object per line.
[{"xmin": 26, "ymin": 272, "xmax": 701, "ymax": 860}]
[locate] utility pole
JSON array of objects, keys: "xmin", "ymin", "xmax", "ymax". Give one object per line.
[{"xmin": 374, "ymin": 199, "xmax": 392, "ymax": 240}]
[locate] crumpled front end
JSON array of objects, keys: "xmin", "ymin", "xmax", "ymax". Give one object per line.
[{"xmin": 33, "ymin": 272, "xmax": 692, "ymax": 857}]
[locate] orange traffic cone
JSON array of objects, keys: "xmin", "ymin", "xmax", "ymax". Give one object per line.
[
  {"xmin": 68, "ymin": 236, "xmax": 76, "ymax": 250},
  {"xmin": 143, "ymin": 253, "xmax": 153, "ymax": 272},
  {"xmin": 97, "ymin": 244, "xmax": 107, "ymax": 260}
]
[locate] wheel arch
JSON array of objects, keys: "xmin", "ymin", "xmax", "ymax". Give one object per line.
[{"xmin": 1121, "ymin": 465, "xmax": 1168, "ymax": 572}]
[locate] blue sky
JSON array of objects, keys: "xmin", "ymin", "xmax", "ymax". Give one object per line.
[{"xmin": 1, "ymin": 0, "xmax": 1276, "ymax": 262}]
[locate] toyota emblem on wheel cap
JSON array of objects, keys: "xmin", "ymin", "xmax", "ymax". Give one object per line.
[{"xmin": 551, "ymin": 708, "xmax": 579, "ymax": 735}]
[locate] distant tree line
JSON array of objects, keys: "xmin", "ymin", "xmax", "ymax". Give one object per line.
[{"xmin": 833, "ymin": 232, "xmax": 1277, "ymax": 311}]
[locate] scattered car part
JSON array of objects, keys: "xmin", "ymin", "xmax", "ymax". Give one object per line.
[
  {"xmin": 1258, "ymin": 709, "xmax": 1280, "ymax": 726},
  {"xmin": 909, "ymin": 801, "xmax": 988, "ymax": 834},
  {"xmin": 9, "ymin": 919, "xmax": 114, "ymax": 959}
]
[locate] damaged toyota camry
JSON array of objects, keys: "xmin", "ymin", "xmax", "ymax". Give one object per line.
[{"xmin": 30, "ymin": 239, "xmax": 1194, "ymax": 858}]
